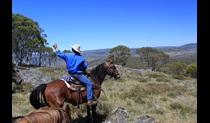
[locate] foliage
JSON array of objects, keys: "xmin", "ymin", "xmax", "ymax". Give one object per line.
[
  {"xmin": 156, "ymin": 77, "xmax": 170, "ymax": 82},
  {"xmin": 136, "ymin": 47, "xmax": 170, "ymax": 71},
  {"xmin": 158, "ymin": 57, "xmax": 197, "ymax": 77},
  {"xmin": 185, "ymin": 63, "xmax": 197, "ymax": 78},
  {"xmin": 12, "ymin": 66, "xmax": 197, "ymax": 123},
  {"xmin": 165, "ymin": 62, "xmax": 186, "ymax": 75},
  {"xmin": 136, "ymin": 77, "xmax": 148, "ymax": 83},
  {"xmin": 172, "ymin": 74, "xmax": 186, "ymax": 80},
  {"xmin": 121, "ymin": 83, "xmax": 186, "ymax": 102},
  {"xmin": 107, "ymin": 45, "xmax": 130, "ymax": 66},
  {"xmin": 12, "ymin": 82, "xmax": 34, "ymax": 94},
  {"xmin": 12, "ymin": 13, "xmax": 54, "ymax": 66},
  {"xmin": 169, "ymin": 102, "xmax": 196, "ymax": 115},
  {"xmin": 144, "ymin": 71, "xmax": 165, "ymax": 78},
  {"xmin": 125, "ymin": 56, "xmax": 147, "ymax": 69},
  {"xmin": 38, "ymin": 66, "xmax": 67, "ymax": 80},
  {"xmin": 170, "ymin": 56, "xmax": 197, "ymax": 65}
]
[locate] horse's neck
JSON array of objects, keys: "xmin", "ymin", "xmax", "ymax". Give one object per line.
[{"xmin": 90, "ymin": 64, "xmax": 107, "ymax": 85}]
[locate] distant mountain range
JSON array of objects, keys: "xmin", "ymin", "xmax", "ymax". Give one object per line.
[
  {"xmin": 82, "ymin": 43, "xmax": 197, "ymax": 60},
  {"xmin": 52, "ymin": 43, "xmax": 197, "ymax": 68}
]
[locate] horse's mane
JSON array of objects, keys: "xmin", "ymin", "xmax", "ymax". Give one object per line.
[
  {"xmin": 90, "ymin": 63, "xmax": 104, "ymax": 83},
  {"xmin": 15, "ymin": 107, "xmax": 69, "ymax": 123}
]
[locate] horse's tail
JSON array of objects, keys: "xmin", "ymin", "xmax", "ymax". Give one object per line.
[{"xmin": 30, "ymin": 84, "xmax": 47, "ymax": 109}]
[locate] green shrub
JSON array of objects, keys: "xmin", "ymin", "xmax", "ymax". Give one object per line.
[
  {"xmin": 185, "ymin": 64, "xmax": 197, "ymax": 78},
  {"xmin": 39, "ymin": 67, "xmax": 57, "ymax": 74},
  {"xmin": 38, "ymin": 66, "xmax": 67, "ymax": 80},
  {"xmin": 150, "ymin": 108, "xmax": 165, "ymax": 115},
  {"xmin": 145, "ymin": 71, "xmax": 165, "ymax": 78},
  {"xmin": 12, "ymin": 82, "xmax": 34, "ymax": 94},
  {"xmin": 137, "ymin": 77, "xmax": 148, "ymax": 83},
  {"xmin": 156, "ymin": 77, "xmax": 170, "ymax": 82},
  {"xmin": 169, "ymin": 102, "xmax": 195, "ymax": 115},
  {"xmin": 172, "ymin": 74, "xmax": 185, "ymax": 80}
]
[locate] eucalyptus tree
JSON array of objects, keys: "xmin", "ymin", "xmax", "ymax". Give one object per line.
[
  {"xmin": 12, "ymin": 13, "xmax": 48, "ymax": 65},
  {"xmin": 52, "ymin": 49, "xmax": 71, "ymax": 67},
  {"xmin": 39, "ymin": 46, "xmax": 54, "ymax": 66},
  {"xmin": 136, "ymin": 47, "xmax": 169, "ymax": 71},
  {"xmin": 107, "ymin": 45, "xmax": 130, "ymax": 66}
]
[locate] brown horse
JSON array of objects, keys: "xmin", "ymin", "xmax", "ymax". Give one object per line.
[
  {"xmin": 29, "ymin": 58, "xmax": 120, "ymax": 123},
  {"xmin": 14, "ymin": 107, "xmax": 70, "ymax": 123},
  {"xmin": 12, "ymin": 63, "xmax": 23, "ymax": 85}
]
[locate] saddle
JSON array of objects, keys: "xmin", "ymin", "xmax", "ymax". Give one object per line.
[
  {"xmin": 60, "ymin": 74, "xmax": 87, "ymax": 92},
  {"xmin": 60, "ymin": 74, "xmax": 97, "ymax": 107}
]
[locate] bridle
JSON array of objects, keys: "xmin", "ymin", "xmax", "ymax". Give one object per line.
[
  {"xmin": 91, "ymin": 61, "xmax": 121, "ymax": 98},
  {"xmin": 104, "ymin": 62, "xmax": 120, "ymax": 79}
]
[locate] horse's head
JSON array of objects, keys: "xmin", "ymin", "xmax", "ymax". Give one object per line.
[
  {"xmin": 104, "ymin": 58, "xmax": 121, "ymax": 80},
  {"xmin": 12, "ymin": 64, "xmax": 23, "ymax": 85}
]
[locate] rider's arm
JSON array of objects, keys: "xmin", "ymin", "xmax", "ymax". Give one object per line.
[{"xmin": 53, "ymin": 43, "xmax": 66, "ymax": 59}]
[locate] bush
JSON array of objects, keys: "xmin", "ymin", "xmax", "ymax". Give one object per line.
[
  {"xmin": 156, "ymin": 77, "xmax": 170, "ymax": 82},
  {"xmin": 172, "ymin": 75, "xmax": 185, "ymax": 80},
  {"xmin": 169, "ymin": 102, "xmax": 195, "ymax": 115},
  {"xmin": 145, "ymin": 71, "xmax": 165, "ymax": 78},
  {"xmin": 185, "ymin": 64, "xmax": 197, "ymax": 78},
  {"xmin": 12, "ymin": 82, "xmax": 34, "ymax": 94}
]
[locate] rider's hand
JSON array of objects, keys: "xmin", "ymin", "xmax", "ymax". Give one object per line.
[{"xmin": 53, "ymin": 43, "xmax": 57, "ymax": 49}]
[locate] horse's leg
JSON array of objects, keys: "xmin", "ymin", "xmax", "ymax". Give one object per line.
[
  {"xmin": 65, "ymin": 104, "xmax": 72, "ymax": 121},
  {"xmin": 46, "ymin": 96, "xmax": 70, "ymax": 121},
  {"xmin": 86, "ymin": 105, "xmax": 92, "ymax": 123},
  {"xmin": 91, "ymin": 105, "xmax": 98, "ymax": 123}
]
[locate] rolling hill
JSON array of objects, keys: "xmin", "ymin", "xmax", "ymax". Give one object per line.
[
  {"xmin": 53, "ymin": 43, "xmax": 197, "ymax": 68},
  {"xmin": 82, "ymin": 43, "xmax": 197, "ymax": 60}
]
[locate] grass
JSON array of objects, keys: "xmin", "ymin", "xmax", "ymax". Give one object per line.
[{"xmin": 12, "ymin": 66, "xmax": 197, "ymax": 123}]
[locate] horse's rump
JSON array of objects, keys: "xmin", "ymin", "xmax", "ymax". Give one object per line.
[{"xmin": 15, "ymin": 107, "xmax": 70, "ymax": 123}]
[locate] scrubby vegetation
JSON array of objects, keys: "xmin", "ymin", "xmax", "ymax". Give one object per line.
[{"xmin": 12, "ymin": 66, "xmax": 197, "ymax": 123}]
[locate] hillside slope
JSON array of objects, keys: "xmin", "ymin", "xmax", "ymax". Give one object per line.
[{"xmin": 13, "ymin": 65, "xmax": 197, "ymax": 123}]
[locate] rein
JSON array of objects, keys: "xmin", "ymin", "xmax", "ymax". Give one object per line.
[
  {"xmin": 92, "ymin": 85, "xmax": 108, "ymax": 98},
  {"xmin": 95, "ymin": 62, "xmax": 114, "ymax": 82},
  {"xmin": 89, "ymin": 62, "xmax": 113, "ymax": 99}
]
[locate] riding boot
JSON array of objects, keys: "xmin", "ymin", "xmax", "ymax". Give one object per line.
[{"xmin": 87, "ymin": 99, "xmax": 97, "ymax": 106}]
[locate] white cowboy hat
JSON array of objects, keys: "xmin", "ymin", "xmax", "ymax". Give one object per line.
[{"xmin": 71, "ymin": 44, "xmax": 81, "ymax": 53}]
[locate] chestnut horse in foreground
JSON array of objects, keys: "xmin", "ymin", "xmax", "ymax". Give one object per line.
[
  {"xmin": 29, "ymin": 59, "xmax": 120, "ymax": 123},
  {"xmin": 14, "ymin": 107, "xmax": 70, "ymax": 123},
  {"xmin": 12, "ymin": 63, "xmax": 23, "ymax": 85}
]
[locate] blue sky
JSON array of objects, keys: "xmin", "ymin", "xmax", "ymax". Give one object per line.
[{"xmin": 12, "ymin": 0, "xmax": 197, "ymax": 51}]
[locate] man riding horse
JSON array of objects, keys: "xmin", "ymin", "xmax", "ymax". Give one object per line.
[{"xmin": 53, "ymin": 43, "xmax": 97, "ymax": 106}]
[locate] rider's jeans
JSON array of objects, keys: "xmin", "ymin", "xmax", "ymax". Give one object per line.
[{"xmin": 74, "ymin": 74, "xmax": 93, "ymax": 100}]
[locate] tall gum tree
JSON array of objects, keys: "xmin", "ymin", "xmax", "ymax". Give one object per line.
[
  {"xmin": 136, "ymin": 47, "xmax": 169, "ymax": 71},
  {"xmin": 12, "ymin": 13, "xmax": 48, "ymax": 65},
  {"xmin": 107, "ymin": 45, "xmax": 130, "ymax": 66}
]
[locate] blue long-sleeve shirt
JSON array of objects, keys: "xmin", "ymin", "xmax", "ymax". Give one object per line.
[{"xmin": 56, "ymin": 50, "xmax": 87, "ymax": 74}]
